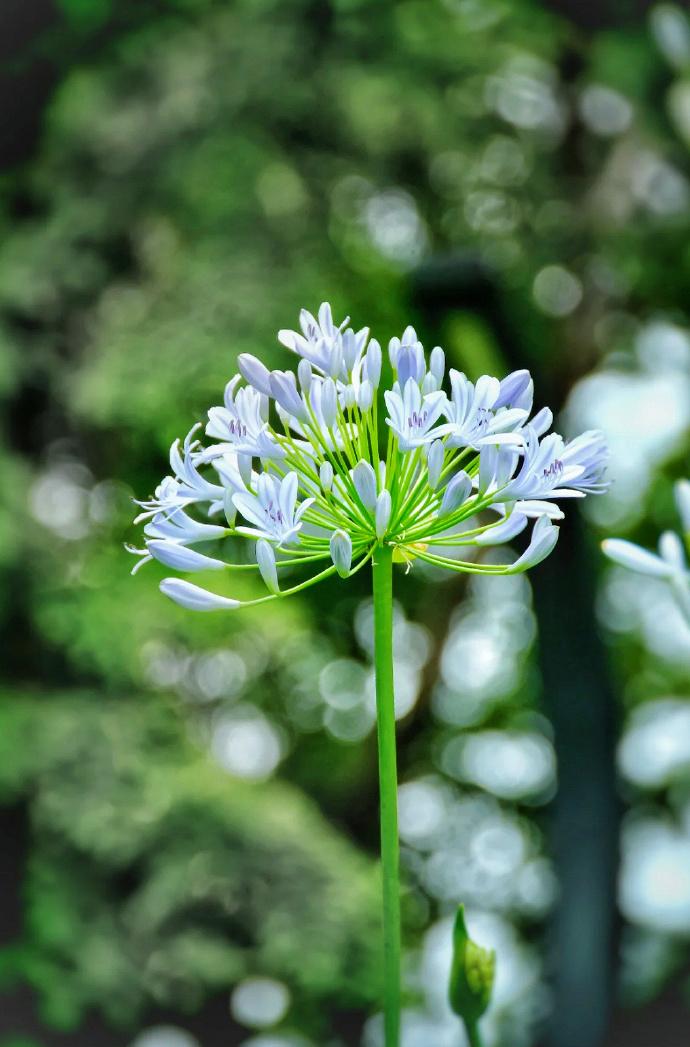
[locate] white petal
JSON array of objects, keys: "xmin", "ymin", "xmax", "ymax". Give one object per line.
[
  {"xmin": 475, "ymin": 512, "xmax": 528, "ymax": 546},
  {"xmin": 659, "ymin": 530, "xmax": 686, "ymax": 571},
  {"xmin": 509, "ymin": 517, "xmax": 559, "ymax": 572},
  {"xmin": 147, "ymin": 540, "xmax": 225, "ymax": 572},
  {"xmin": 601, "ymin": 539, "xmax": 673, "ymax": 578}
]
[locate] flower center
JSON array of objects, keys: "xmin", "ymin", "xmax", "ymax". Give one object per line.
[
  {"xmin": 475, "ymin": 407, "xmax": 493, "ymax": 430},
  {"xmin": 229, "ymin": 419, "xmax": 248, "ymax": 438},
  {"xmin": 265, "ymin": 500, "xmax": 285, "ymax": 525},
  {"xmin": 408, "ymin": 409, "xmax": 429, "ymax": 430},
  {"xmin": 543, "ymin": 459, "xmax": 564, "ymax": 480}
]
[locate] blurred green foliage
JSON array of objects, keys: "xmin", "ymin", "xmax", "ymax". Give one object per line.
[{"xmin": 0, "ymin": 691, "xmax": 381, "ymax": 1031}]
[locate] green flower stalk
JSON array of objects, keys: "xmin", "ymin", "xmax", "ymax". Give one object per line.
[{"xmin": 129, "ymin": 303, "xmax": 609, "ymax": 1046}]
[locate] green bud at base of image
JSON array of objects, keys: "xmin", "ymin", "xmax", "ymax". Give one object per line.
[{"xmin": 449, "ymin": 905, "xmax": 496, "ymax": 1043}]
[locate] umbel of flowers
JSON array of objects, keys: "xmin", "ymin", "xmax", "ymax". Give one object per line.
[
  {"xmin": 130, "ymin": 303, "xmax": 607, "ymax": 595},
  {"xmin": 130, "ymin": 304, "xmax": 608, "ymax": 1047}
]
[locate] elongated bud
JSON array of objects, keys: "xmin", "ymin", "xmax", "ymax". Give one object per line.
[
  {"xmin": 270, "ymin": 370, "xmax": 306, "ymax": 420},
  {"xmin": 147, "ymin": 540, "xmax": 226, "ymax": 572},
  {"xmin": 422, "ymin": 372, "xmax": 438, "ymax": 394},
  {"xmin": 375, "ymin": 490, "xmax": 392, "ymax": 539},
  {"xmin": 357, "ymin": 379, "xmax": 373, "ymax": 412},
  {"xmin": 449, "ymin": 906, "xmax": 495, "ymax": 1026},
  {"xmin": 508, "ymin": 515, "xmax": 559, "ymax": 573},
  {"xmin": 298, "ymin": 358, "xmax": 313, "ymax": 391},
  {"xmin": 320, "ymin": 460, "xmax": 334, "ymax": 491},
  {"xmin": 440, "ymin": 471, "xmax": 472, "ymax": 515},
  {"xmin": 342, "ymin": 384, "xmax": 356, "ymax": 409},
  {"xmin": 427, "ymin": 440, "xmax": 444, "ymax": 489},
  {"xmin": 430, "ymin": 345, "xmax": 445, "ymax": 384},
  {"xmin": 475, "ymin": 511, "xmax": 527, "ymax": 546},
  {"xmin": 329, "ymin": 342, "xmax": 343, "ymax": 379},
  {"xmin": 364, "ymin": 339, "xmax": 382, "ymax": 388},
  {"xmin": 352, "ymin": 460, "xmax": 377, "ymax": 511},
  {"xmin": 330, "ymin": 529, "xmax": 352, "ymax": 577},
  {"xmin": 531, "ymin": 406, "xmax": 552, "ymax": 437},
  {"xmin": 160, "ymin": 578, "xmax": 240, "ymax": 611},
  {"xmin": 342, "ymin": 328, "xmax": 359, "ymax": 371},
  {"xmin": 388, "ymin": 336, "xmax": 401, "ymax": 369},
  {"xmin": 238, "ymin": 353, "xmax": 272, "ymax": 396},
  {"xmin": 238, "ymin": 453, "xmax": 252, "ymax": 486},
  {"xmin": 256, "ymin": 538, "xmax": 280, "ymax": 594},
  {"xmin": 379, "ymin": 460, "xmax": 387, "ymax": 488},
  {"xmin": 321, "ymin": 378, "xmax": 337, "ymax": 427},
  {"xmin": 396, "ymin": 345, "xmax": 424, "ymax": 387},
  {"xmin": 495, "ymin": 368, "xmax": 532, "ymax": 411}
]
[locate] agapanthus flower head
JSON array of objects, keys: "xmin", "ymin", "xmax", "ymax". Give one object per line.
[
  {"xmin": 602, "ymin": 479, "xmax": 690, "ymax": 622},
  {"xmin": 130, "ymin": 303, "xmax": 609, "ymax": 610}
]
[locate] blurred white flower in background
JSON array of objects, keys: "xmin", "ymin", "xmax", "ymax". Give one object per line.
[{"xmin": 231, "ymin": 977, "xmax": 291, "ymax": 1029}]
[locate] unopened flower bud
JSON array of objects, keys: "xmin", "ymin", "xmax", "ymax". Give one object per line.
[
  {"xmin": 375, "ymin": 489, "xmax": 392, "ymax": 539},
  {"xmin": 449, "ymin": 905, "xmax": 495, "ymax": 1026},
  {"xmin": 320, "ymin": 460, "xmax": 334, "ymax": 491},
  {"xmin": 364, "ymin": 339, "xmax": 382, "ymax": 388},
  {"xmin": 353, "ymin": 460, "xmax": 377, "ymax": 511},
  {"xmin": 238, "ymin": 353, "xmax": 272, "ymax": 396},
  {"xmin": 357, "ymin": 379, "xmax": 374, "ymax": 413},
  {"xmin": 440, "ymin": 471, "xmax": 472, "ymax": 515},
  {"xmin": 330, "ymin": 529, "xmax": 352, "ymax": 577},
  {"xmin": 329, "ymin": 342, "xmax": 343, "ymax": 379},
  {"xmin": 298, "ymin": 358, "xmax": 313, "ymax": 391},
  {"xmin": 427, "ymin": 440, "xmax": 444, "ymax": 489},
  {"xmin": 270, "ymin": 370, "xmax": 306, "ymax": 420},
  {"xmin": 321, "ymin": 378, "xmax": 337, "ymax": 428},
  {"xmin": 256, "ymin": 539, "xmax": 280, "ymax": 594},
  {"xmin": 430, "ymin": 345, "xmax": 445, "ymax": 384}
]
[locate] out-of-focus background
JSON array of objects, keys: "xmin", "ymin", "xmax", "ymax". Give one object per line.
[{"xmin": 1, "ymin": 1, "xmax": 690, "ymax": 1045}]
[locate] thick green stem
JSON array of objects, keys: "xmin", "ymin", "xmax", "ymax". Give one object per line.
[
  {"xmin": 372, "ymin": 542, "xmax": 401, "ymax": 1047},
  {"xmin": 463, "ymin": 1019, "xmax": 484, "ymax": 1047}
]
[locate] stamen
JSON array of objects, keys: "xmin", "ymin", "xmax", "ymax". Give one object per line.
[
  {"xmin": 543, "ymin": 459, "xmax": 564, "ymax": 480},
  {"xmin": 407, "ymin": 409, "xmax": 429, "ymax": 429},
  {"xmin": 265, "ymin": 500, "xmax": 284, "ymax": 525},
  {"xmin": 229, "ymin": 419, "xmax": 248, "ymax": 438}
]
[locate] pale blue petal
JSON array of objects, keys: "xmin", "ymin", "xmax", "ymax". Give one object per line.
[
  {"xmin": 601, "ymin": 539, "xmax": 672, "ymax": 578},
  {"xmin": 160, "ymin": 578, "xmax": 240, "ymax": 611},
  {"xmin": 147, "ymin": 540, "xmax": 225, "ymax": 572}
]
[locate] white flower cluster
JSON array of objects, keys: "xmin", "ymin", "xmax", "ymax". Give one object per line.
[{"xmin": 130, "ymin": 303, "xmax": 609, "ymax": 610}]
